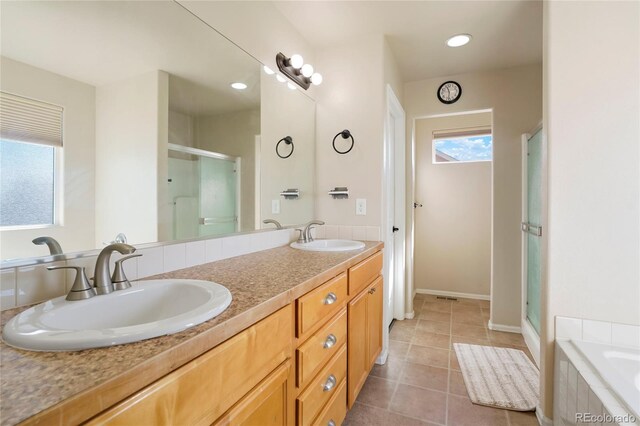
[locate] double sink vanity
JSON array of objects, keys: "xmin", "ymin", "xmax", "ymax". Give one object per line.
[{"xmin": 0, "ymin": 239, "xmax": 383, "ymax": 426}]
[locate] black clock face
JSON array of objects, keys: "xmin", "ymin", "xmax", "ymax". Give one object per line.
[{"xmin": 437, "ymin": 81, "xmax": 462, "ymax": 104}]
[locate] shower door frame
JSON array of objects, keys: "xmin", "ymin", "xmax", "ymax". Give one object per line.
[
  {"xmin": 520, "ymin": 122, "xmax": 544, "ymax": 368},
  {"xmin": 168, "ymin": 143, "xmax": 242, "ymax": 233}
]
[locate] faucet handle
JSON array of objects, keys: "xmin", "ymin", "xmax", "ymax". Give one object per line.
[
  {"xmin": 47, "ymin": 266, "xmax": 95, "ymax": 301},
  {"xmin": 111, "ymin": 254, "xmax": 142, "ymax": 290},
  {"xmin": 295, "ymin": 229, "xmax": 306, "ymax": 244}
]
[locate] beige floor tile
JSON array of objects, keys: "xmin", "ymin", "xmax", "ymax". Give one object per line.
[
  {"xmin": 448, "ymin": 370, "xmax": 468, "ymax": 396},
  {"xmin": 412, "ymin": 329, "xmax": 451, "ymax": 350},
  {"xmin": 370, "ymin": 357, "xmax": 404, "ymax": 381},
  {"xmin": 447, "ymin": 394, "xmax": 509, "ymax": 426},
  {"xmin": 344, "ymin": 402, "xmax": 434, "ymax": 426},
  {"xmin": 506, "ymin": 410, "xmax": 539, "ymax": 426},
  {"xmin": 481, "ymin": 308, "xmax": 491, "ymax": 318},
  {"xmin": 423, "ymin": 301, "xmax": 452, "ymax": 313},
  {"xmin": 389, "ymin": 340, "xmax": 411, "ymax": 359},
  {"xmin": 416, "ymin": 319, "xmax": 451, "ymax": 335},
  {"xmin": 450, "ymin": 351, "xmax": 461, "ymax": 371},
  {"xmin": 487, "ymin": 330, "xmax": 527, "ymax": 346},
  {"xmin": 399, "ymin": 361, "xmax": 449, "ymax": 392},
  {"xmin": 451, "ymin": 304, "xmax": 483, "ymax": 314},
  {"xmin": 451, "ymin": 323, "xmax": 489, "ymax": 339},
  {"xmin": 452, "ymin": 312, "xmax": 487, "ymax": 327},
  {"xmin": 406, "ymin": 344, "xmax": 450, "ymax": 369},
  {"xmin": 390, "ymin": 324, "xmax": 416, "ymax": 343},
  {"xmin": 450, "ymin": 335, "xmax": 491, "ymax": 348},
  {"xmin": 390, "ymin": 383, "xmax": 447, "ymax": 424},
  {"xmin": 356, "ymin": 376, "xmax": 397, "ymax": 409},
  {"xmin": 419, "ymin": 311, "xmax": 452, "ymax": 323}
]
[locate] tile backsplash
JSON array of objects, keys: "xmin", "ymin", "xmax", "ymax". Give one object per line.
[{"xmin": 0, "ymin": 225, "xmax": 381, "ymax": 311}]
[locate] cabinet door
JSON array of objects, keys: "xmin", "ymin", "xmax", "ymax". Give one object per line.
[
  {"xmin": 367, "ymin": 277, "xmax": 383, "ymax": 369},
  {"xmin": 213, "ymin": 361, "xmax": 292, "ymax": 426},
  {"xmin": 347, "ymin": 289, "xmax": 368, "ymax": 408}
]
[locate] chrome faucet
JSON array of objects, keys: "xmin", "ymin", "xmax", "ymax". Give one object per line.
[
  {"xmin": 303, "ymin": 220, "xmax": 325, "ymax": 243},
  {"xmin": 94, "ymin": 243, "xmax": 136, "ymax": 295},
  {"xmin": 32, "ymin": 236, "xmax": 63, "ymax": 255},
  {"xmin": 263, "ymin": 219, "xmax": 283, "ymax": 229}
]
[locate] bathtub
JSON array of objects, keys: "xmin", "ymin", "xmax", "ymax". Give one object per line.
[{"xmin": 573, "ymin": 340, "xmax": 640, "ymax": 420}]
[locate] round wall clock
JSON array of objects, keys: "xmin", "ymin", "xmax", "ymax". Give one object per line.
[{"xmin": 437, "ymin": 81, "xmax": 462, "ymax": 104}]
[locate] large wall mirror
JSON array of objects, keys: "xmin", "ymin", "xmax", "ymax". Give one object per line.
[{"xmin": 0, "ymin": 1, "xmax": 316, "ymax": 262}]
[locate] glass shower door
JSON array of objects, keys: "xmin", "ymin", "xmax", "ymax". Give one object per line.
[
  {"xmin": 198, "ymin": 156, "xmax": 237, "ymax": 237},
  {"xmin": 525, "ymin": 129, "xmax": 542, "ymax": 334}
]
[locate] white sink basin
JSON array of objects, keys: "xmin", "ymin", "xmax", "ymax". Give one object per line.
[
  {"xmin": 290, "ymin": 239, "xmax": 365, "ymax": 252},
  {"xmin": 2, "ymin": 279, "xmax": 232, "ymax": 352}
]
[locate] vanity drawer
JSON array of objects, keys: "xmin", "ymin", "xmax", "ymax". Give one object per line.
[
  {"xmin": 348, "ymin": 251, "xmax": 382, "ymax": 295},
  {"xmin": 86, "ymin": 305, "xmax": 292, "ymax": 426},
  {"xmin": 312, "ymin": 379, "xmax": 347, "ymax": 426},
  {"xmin": 297, "ymin": 345, "xmax": 347, "ymax": 426},
  {"xmin": 297, "ymin": 273, "xmax": 347, "ymax": 339},
  {"xmin": 297, "ymin": 308, "xmax": 347, "ymax": 388}
]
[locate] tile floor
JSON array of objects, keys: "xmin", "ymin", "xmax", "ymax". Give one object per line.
[{"xmin": 343, "ymin": 294, "xmax": 539, "ymax": 426}]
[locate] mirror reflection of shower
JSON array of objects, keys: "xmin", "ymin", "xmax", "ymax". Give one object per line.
[{"xmin": 168, "ymin": 144, "xmax": 240, "ymax": 240}]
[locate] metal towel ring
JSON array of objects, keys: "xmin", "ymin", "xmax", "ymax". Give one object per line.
[
  {"xmin": 332, "ymin": 130, "xmax": 354, "ymax": 154},
  {"xmin": 276, "ymin": 136, "xmax": 294, "ymax": 159}
]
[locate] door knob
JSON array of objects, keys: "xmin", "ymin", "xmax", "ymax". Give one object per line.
[{"xmin": 392, "ymin": 226, "xmax": 399, "ymax": 232}]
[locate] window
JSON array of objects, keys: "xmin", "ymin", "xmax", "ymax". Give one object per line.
[
  {"xmin": 0, "ymin": 92, "xmax": 63, "ymax": 228},
  {"xmin": 432, "ymin": 127, "xmax": 492, "ymax": 164}
]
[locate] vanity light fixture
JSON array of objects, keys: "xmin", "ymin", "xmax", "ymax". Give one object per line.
[
  {"xmin": 446, "ymin": 34, "xmax": 472, "ymax": 47},
  {"xmin": 230, "ymin": 82, "xmax": 247, "ymax": 90},
  {"xmin": 275, "ymin": 52, "xmax": 322, "ymax": 90}
]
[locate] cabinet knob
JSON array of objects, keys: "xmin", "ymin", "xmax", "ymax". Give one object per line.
[
  {"xmin": 323, "ymin": 292, "xmax": 338, "ymax": 305},
  {"xmin": 323, "ymin": 334, "xmax": 337, "ymax": 349},
  {"xmin": 369, "ymin": 287, "xmax": 377, "ymax": 294},
  {"xmin": 323, "ymin": 374, "xmax": 337, "ymax": 392}
]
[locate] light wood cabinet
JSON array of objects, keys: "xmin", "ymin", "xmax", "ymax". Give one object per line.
[{"xmin": 347, "ymin": 276, "xmax": 383, "ymax": 408}]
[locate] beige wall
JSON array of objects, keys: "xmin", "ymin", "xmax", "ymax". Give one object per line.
[
  {"xmin": 414, "ymin": 113, "xmax": 492, "ymax": 297},
  {"xmin": 314, "ymin": 35, "xmax": 386, "ymax": 227},
  {"xmin": 195, "ymin": 109, "xmax": 260, "ymax": 232},
  {"xmin": 95, "ymin": 70, "xmax": 169, "ymax": 246},
  {"xmin": 540, "ymin": 1, "xmax": 640, "ymax": 419},
  {"xmin": 404, "ymin": 64, "xmax": 542, "ymax": 328},
  {"xmin": 0, "ymin": 57, "xmax": 96, "ymax": 259}
]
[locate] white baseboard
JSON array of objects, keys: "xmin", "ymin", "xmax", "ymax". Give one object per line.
[
  {"xmin": 405, "ymin": 310, "xmax": 415, "ymax": 319},
  {"xmin": 376, "ymin": 347, "xmax": 389, "ymax": 365},
  {"xmin": 488, "ymin": 320, "xmax": 522, "ymax": 334},
  {"xmin": 522, "ymin": 318, "xmax": 541, "ymax": 367},
  {"xmin": 536, "ymin": 404, "xmax": 553, "ymax": 426},
  {"xmin": 415, "ymin": 288, "xmax": 490, "ymax": 301}
]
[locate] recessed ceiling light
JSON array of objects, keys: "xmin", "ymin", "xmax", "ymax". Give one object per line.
[
  {"xmin": 446, "ymin": 34, "xmax": 472, "ymax": 48},
  {"xmin": 230, "ymin": 82, "xmax": 247, "ymax": 90}
]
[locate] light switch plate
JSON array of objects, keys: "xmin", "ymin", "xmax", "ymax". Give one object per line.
[
  {"xmin": 271, "ymin": 199, "xmax": 280, "ymax": 214},
  {"xmin": 356, "ymin": 198, "xmax": 366, "ymax": 215}
]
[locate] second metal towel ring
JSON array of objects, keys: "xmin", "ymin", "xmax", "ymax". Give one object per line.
[
  {"xmin": 332, "ymin": 130, "xmax": 354, "ymax": 155},
  {"xmin": 276, "ymin": 136, "xmax": 294, "ymax": 159}
]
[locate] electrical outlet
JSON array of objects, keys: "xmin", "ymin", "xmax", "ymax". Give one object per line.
[
  {"xmin": 271, "ymin": 199, "xmax": 280, "ymax": 214},
  {"xmin": 356, "ymin": 198, "xmax": 367, "ymax": 215}
]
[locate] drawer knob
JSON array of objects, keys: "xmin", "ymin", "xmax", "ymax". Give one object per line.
[
  {"xmin": 323, "ymin": 292, "xmax": 338, "ymax": 305},
  {"xmin": 323, "ymin": 374, "xmax": 337, "ymax": 392},
  {"xmin": 328, "ymin": 421, "xmax": 336, "ymax": 426},
  {"xmin": 323, "ymin": 333, "xmax": 337, "ymax": 349},
  {"xmin": 369, "ymin": 287, "xmax": 376, "ymax": 294}
]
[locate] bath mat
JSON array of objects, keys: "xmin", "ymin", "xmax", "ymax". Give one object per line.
[{"xmin": 453, "ymin": 343, "xmax": 539, "ymax": 411}]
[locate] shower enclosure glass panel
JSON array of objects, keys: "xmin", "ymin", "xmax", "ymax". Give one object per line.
[
  {"xmin": 168, "ymin": 146, "xmax": 238, "ymax": 241},
  {"xmin": 526, "ymin": 129, "xmax": 542, "ymax": 334}
]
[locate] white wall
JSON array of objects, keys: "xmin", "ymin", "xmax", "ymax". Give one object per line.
[
  {"xmin": 195, "ymin": 109, "xmax": 260, "ymax": 232},
  {"xmin": 95, "ymin": 70, "xmax": 169, "ymax": 246},
  {"xmin": 540, "ymin": 1, "xmax": 640, "ymax": 419},
  {"xmin": 414, "ymin": 113, "xmax": 492, "ymax": 297},
  {"xmin": 404, "ymin": 64, "xmax": 542, "ymax": 328},
  {"xmin": 0, "ymin": 57, "xmax": 96, "ymax": 259}
]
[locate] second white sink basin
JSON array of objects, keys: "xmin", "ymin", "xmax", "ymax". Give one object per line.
[
  {"xmin": 2, "ymin": 279, "xmax": 232, "ymax": 352},
  {"xmin": 290, "ymin": 239, "xmax": 365, "ymax": 252}
]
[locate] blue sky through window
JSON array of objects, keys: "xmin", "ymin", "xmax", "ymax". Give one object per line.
[{"xmin": 434, "ymin": 135, "xmax": 493, "ymax": 162}]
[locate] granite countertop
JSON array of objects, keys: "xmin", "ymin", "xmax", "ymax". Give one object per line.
[{"xmin": 0, "ymin": 241, "xmax": 383, "ymax": 425}]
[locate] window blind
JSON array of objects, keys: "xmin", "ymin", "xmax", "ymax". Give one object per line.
[
  {"xmin": 0, "ymin": 91, "xmax": 63, "ymax": 147},
  {"xmin": 432, "ymin": 126, "xmax": 491, "ymax": 140}
]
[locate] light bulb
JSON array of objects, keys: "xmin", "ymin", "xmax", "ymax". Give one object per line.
[
  {"xmin": 310, "ymin": 73, "xmax": 323, "ymax": 86},
  {"xmin": 290, "ymin": 54, "xmax": 304, "ymax": 69},
  {"xmin": 446, "ymin": 34, "xmax": 472, "ymax": 47},
  {"xmin": 287, "ymin": 82, "xmax": 297, "ymax": 90},
  {"xmin": 275, "ymin": 74, "xmax": 286, "ymax": 83},
  {"xmin": 230, "ymin": 82, "xmax": 247, "ymax": 90},
  {"xmin": 263, "ymin": 66, "xmax": 274, "ymax": 75},
  {"xmin": 301, "ymin": 64, "xmax": 314, "ymax": 78}
]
